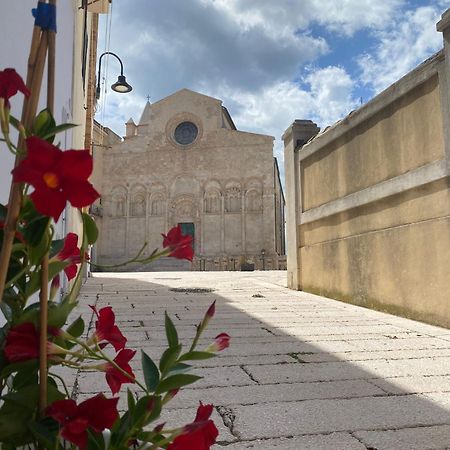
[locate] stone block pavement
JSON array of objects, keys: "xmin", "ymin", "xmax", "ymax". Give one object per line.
[{"xmin": 69, "ymin": 271, "xmax": 450, "ymax": 449}]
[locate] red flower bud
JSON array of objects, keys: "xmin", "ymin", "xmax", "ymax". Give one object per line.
[
  {"xmin": 0, "ymin": 68, "xmax": 30, "ymax": 108},
  {"xmin": 205, "ymin": 333, "xmax": 230, "ymax": 353}
]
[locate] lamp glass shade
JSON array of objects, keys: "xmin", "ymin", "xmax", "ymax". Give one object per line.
[{"xmin": 111, "ymin": 75, "xmax": 132, "ymax": 93}]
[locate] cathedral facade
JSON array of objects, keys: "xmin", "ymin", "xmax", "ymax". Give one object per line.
[{"xmin": 93, "ymin": 89, "xmax": 285, "ymax": 270}]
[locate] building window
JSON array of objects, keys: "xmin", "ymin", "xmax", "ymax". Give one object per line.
[{"xmin": 174, "ymin": 122, "xmax": 198, "ymax": 145}]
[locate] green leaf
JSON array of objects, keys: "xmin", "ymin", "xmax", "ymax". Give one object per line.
[
  {"xmin": 47, "ymin": 297, "xmax": 77, "ymax": 328},
  {"xmin": 133, "ymin": 395, "xmax": 162, "ymax": 427},
  {"xmin": 1, "ymin": 359, "xmax": 38, "ymax": 380},
  {"xmin": 87, "ymin": 429, "xmax": 106, "ymax": 450},
  {"xmin": 8, "ymin": 114, "xmax": 21, "ymax": 133},
  {"xmin": 127, "ymin": 388, "xmax": 136, "ymax": 412},
  {"xmin": 66, "ymin": 315, "xmax": 85, "ymax": 338},
  {"xmin": 164, "ymin": 311, "xmax": 178, "ymax": 348},
  {"xmin": 82, "ymin": 212, "xmax": 99, "ymax": 245},
  {"xmin": 24, "ymin": 215, "xmax": 50, "ymax": 249},
  {"xmin": 159, "ymin": 344, "xmax": 182, "ymax": 375},
  {"xmin": 49, "ymin": 238, "xmax": 65, "ymax": 258},
  {"xmin": 144, "ymin": 395, "xmax": 162, "ymax": 425},
  {"xmin": 28, "ymin": 417, "xmax": 61, "ymax": 449},
  {"xmin": 167, "ymin": 362, "xmax": 192, "ymax": 376},
  {"xmin": 178, "ymin": 351, "xmax": 216, "ymax": 362},
  {"xmin": 32, "ymin": 108, "xmax": 56, "ymax": 141},
  {"xmin": 12, "ymin": 368, "xmax": 38, "ymax": 390},
  {"xmin": 40, "ymin": 122, "xmax": 78, "ymax": 141},
  {"xmin": 142, "ymin": 351, "xmax": 160, "ymax": 392},
  {"xmin": 155, "ymin": 374, "xmax": 202, "ymax": 395},
  {"xmin": 0, "ymin": 411, "xmax": 31, "ymax": 445}
]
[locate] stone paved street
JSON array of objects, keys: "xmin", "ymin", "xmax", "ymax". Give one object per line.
[{"xmin": 72, "ymin": 271, "xmax": 450, "ymax": 449}]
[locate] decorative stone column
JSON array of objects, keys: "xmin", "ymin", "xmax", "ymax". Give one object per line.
[{"xmin": 282, "ymin": 120, "xmax": 319, "ymax": 289}]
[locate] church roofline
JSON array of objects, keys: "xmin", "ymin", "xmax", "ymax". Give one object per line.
[
  {"xmin": 150, "ymin": 88, "xmax": 223, "ymax": 107},
  {"xmin": 222, "ymin": 106, "xmax": 237, "ymax": 130}
]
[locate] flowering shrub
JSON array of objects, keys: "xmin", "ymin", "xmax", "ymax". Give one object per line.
[{"xmin": 0, "ymin": 68, "xmax": 230, "ymax": 449}]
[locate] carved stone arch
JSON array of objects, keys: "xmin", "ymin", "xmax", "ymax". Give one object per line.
[
  {"xmin": 149, "ymin": 183, "xmax": 167, "ymax": 217},
  {"xmin": 169, "ymin": 194, "xmax": 198, "ymax": 222},
  {"xmin": 110, "ymin": 186, "xmax": 128, "ymax": 217},
  {"xmin": 204, "ymin": 180, "xmax": 222, "ymax": 214},
  {"xmin": 225, "ymin": 180, "xmax": 242, "ymax": 213},
  {"xmin": 150, "ymin": 192, "xmax": 166, "ymax": 216},
  {"xmin": 244, "ymin": 178, "xmax": 263, "ymax": 212},
  {"xmin": 245, "ymin": 177, "xmax": 263, "ymax": 192},
  {"xmin": 246, "ymin": 188, "xmax": 263, "ymax": 212},
  {"xmin": 130, "ymin": 184, "xmax": 146, "ymax": 217}
]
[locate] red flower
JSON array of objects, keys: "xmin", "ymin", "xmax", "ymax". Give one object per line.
[
  {"xmin": 89, "ymin": 305, "xmax": 127, "ymax": 351},
  {"xmin": 12, "ymin": 136, "xmax": 99, "ymax": 221},
  {"xmin": 162, "ymin": 225, "xmax": 194, "ymax": 261},
  {"xmin": 3, "ymin": 322, "xmax": 64, "ymax": 362},
  {"xmin": 54, "ymin": 232, "xmax": 88, "ymax": 281},
  {"xmin": 0, "ymin": 68, "xmax": 30, "ymax": 108},
  {"xmin": 46, "ymin": 394, "xmax": 119, "ymax": 449},
  {"xmin": 167, "ymin": 402, "xmax": 218, "ymax": 450},
  {"xmin": 98, "ymin": 348, "xmax": 136, "ymax": 394}
]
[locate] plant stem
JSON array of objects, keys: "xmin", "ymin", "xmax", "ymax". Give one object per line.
[
  {"xmin": 38, "ymin": 253, "xmax": 49, "ymax": 415},
  {"xmin": 48, "ymin": 371, "xmax": 70, "ymax": 398}
]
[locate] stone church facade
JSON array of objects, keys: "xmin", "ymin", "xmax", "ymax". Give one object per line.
[{"xmin": 93, "ymin": 89, "xmax": 285, "ymax": 270}]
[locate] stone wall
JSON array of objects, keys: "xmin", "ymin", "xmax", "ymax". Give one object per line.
[{"xmin": 283, "ymin": 10, "xmax": 450, "ymax": 328}]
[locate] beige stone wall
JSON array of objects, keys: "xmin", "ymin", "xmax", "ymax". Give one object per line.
[
  {"xmin": 283, "ymin": 10, "xmax": 450, "ymax": 328},
  {"xmin": 95, "ymin": 89, "xmax": 285, "ymax": 270}
]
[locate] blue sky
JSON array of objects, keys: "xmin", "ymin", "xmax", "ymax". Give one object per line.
[{"xmin": 97, "ymin": 0, "xmax": 450, "ymax": 170}]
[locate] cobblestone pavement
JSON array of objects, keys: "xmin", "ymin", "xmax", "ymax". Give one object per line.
[{"xmin": 71, "ymin": 271, "xmax": 450, "ymax": 449}]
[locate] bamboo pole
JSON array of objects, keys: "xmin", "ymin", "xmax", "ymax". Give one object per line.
[
  {"xmin": 39, "ymin": 0, "xmax": 57, "ymax": 415},
  {"xmin": 0, "ymin": 25, "xmax": 48, "ymax": 305}
]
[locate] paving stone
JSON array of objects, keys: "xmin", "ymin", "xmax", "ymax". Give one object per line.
[
  {"xmin": 164, "ymin": 379, "xmax": 385, "ymax": 409},
  {"xmin": 231, "ymin": 394, "xmax": 450, "ymax": 439},
  {"xmin": 371, "ymin": 375, "xmax": 450, "ymax": 394},
  {"xmin": 354, "ymin": 424, "xmax": 450, "ymax": 450},
  {"xmin": 221, "ymin": 432, "xmax": 367, "ymax": 449},
  {"xmin": 300, "ymin": 348, "xmax": 450, "ymax": 363}
]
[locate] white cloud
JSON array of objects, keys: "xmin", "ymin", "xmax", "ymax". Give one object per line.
[
  {"xmin": 201, "ymin": 65, "xmax": 358, "ymax": 172},
  {"xmin": 358, "ymin": 5, "xmax": 445, "ymax": 93},
  {"xmin": 97, "ymin": 0, "xmax": 448, "ymax": 188},
  {"xmin": 209, "ymin": 0, "xmax": 404, "ymax": 37}
]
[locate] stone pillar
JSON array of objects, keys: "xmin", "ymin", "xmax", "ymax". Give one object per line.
[
  {"xmin": 282, "ymin": 120, "xmax": 319, "ymax": 290},
  {"xmin": 220, "ymin": 195, "xmax": 225, "ymax": 253},
  {"xmin": 200, "ymin": 192, "xmax": 205, "ymax": 255},
  {"xmin": 437, "ymin": 9, "xmax": 450, "ymax": 172},
  {"xmin": 125, "ymin": 187, "xmax": 130, "ymax": 256},
  {"xmin": 241, "ymin": 191, "xmax": 245, "ymax": 253}
]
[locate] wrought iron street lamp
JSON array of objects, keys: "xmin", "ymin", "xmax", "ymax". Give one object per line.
[{"xmin": 96, "ymin": 51, "xmax": 132, "ymax": 100}]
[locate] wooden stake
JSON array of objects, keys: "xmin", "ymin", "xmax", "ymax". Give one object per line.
[
  {"xmin": 0, "ymin": 27, "xmax": 48, "ymax": 305},
  {"xmin": 39, "ymin": 0, "xmax": 57, "ymax": 415}
]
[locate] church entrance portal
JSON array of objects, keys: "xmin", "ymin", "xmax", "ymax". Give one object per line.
[{"xmin": 179, "ymin": 222, "xmax": 195, "ymax": 245}]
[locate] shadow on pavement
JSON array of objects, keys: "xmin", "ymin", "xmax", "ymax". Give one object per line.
[{"xmin": 73, "ymin": 272, "xmax": 450, "ymax": 450}]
